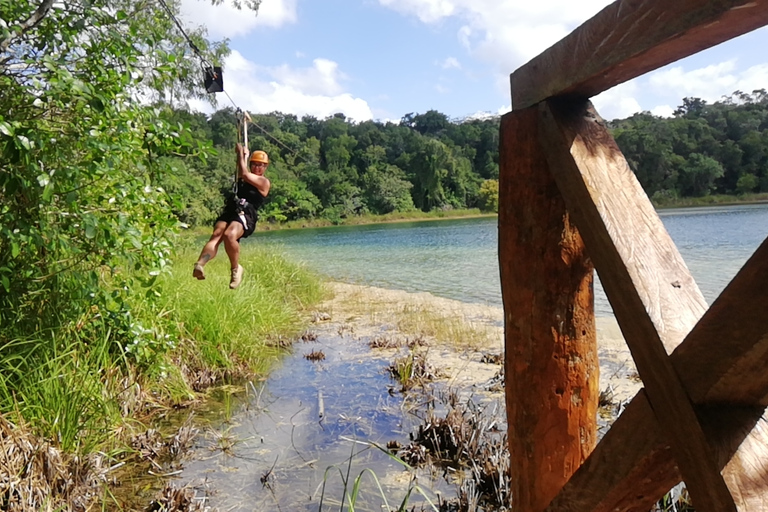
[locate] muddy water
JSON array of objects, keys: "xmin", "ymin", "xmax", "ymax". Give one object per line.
[{"xmin": 176, "ymin": 320, "xmax": 503, "ymax": 511}]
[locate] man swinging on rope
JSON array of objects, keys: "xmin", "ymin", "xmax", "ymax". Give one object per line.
[{"xmin": 193, "ymin": 143, "xmax": 271, "ymax": 289}]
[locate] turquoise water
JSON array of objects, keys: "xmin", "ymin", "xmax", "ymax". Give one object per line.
[{"xmin": 250, "ymin": 204, "xmax": 768, "ymax": 316}]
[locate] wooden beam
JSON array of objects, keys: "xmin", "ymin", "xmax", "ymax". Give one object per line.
[
  {"xmin": 538, "ymin": 98, "xmax": 736, "ymax": 511},
  {"xmin": 499, "ymin": 108, "xmax": 599, "ymax": 512},
  {"xmin": 546, "ymin": 237, "xmax": 768, "ymax": 511},
  {"xmin": 544, "ymin": 391, "xmax": 679, "ymax": 512},
  {"xmin": 511, "ymin": 0, "xmax": 768, "ymax": 110}
]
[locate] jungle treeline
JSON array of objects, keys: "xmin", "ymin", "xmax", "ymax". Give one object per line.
[
  {"xmin": 612, "ymin": 90, "xmax": 768, "ymax": 202},
  {"xmin": 157, "ymin": 108, "xmax": 502, "ymax": 226},
  {"xmin": 160, "ymin": 89, "xmax": 768, "ymax": 228}
]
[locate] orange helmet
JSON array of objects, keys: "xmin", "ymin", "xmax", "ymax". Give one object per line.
[{"xmin": 249, "ymin": 150, "xmax": 269, "ymax": 164}]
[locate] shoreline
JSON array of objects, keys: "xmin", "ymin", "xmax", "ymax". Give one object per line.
[
  {"xmin": 180, "ymin": 197, "xmax": 768, "ymax": 237},
  {"xmin": 321, "ymin": 281, "xmax": 641, "ymax": 403}
]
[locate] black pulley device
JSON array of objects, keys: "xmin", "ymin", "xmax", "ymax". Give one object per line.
[{"xmin": 204, "ymin": 66, "xmax": 223, "ymax": 93}]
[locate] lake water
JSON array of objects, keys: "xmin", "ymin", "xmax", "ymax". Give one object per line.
[{"xmin": 251, "ymin": 204, "xmax": 768, "ymax": 317}]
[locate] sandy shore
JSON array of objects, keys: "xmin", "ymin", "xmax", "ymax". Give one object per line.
[{"xmin": 318, "ymin": 281, "xmax": 641, "ymax": 403}]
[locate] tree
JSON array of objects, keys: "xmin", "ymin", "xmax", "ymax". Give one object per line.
[
  {"xmin": 0, "ymin": 0, "xmax": 250, "ymax": 335},
  {"xmin": 359, "ymin": 146, "xmax": 414, "ymax": 214},
  {"xmin": 477, "ymin": 179, "xmax": 499, "ymax": 213},
  {"xmin": 678, "ymin": 153, "xmax": 724, "ymax": 196}
]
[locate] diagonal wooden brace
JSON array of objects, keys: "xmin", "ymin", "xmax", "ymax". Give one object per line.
[{"xmin": 538, "ymin": 97, "xmax": 738, "ymax": 511}]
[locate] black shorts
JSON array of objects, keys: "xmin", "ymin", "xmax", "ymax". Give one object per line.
[{"xmin": 215, "ymin": 203, "xmax": 257, "ymax": 239}]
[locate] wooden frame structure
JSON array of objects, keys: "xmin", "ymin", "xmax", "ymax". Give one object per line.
[{"xmin": 500, "ymin": 1, "xmax": 768, "ymax": 510}]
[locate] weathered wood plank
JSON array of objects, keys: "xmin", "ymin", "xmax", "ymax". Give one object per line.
[
  {"xmin": 499, "ymin": 108, "xmax": 599, "ymax": 512},
  {"xmin": 511, "ymin": 0, "xmax": 768, "ymax": 110},
  {"xmin": 544, "ymin": 391, "xmax": 679, "ymax": 512},
  {"xmin": 538, "ymin": 97, "xmax": 735, "ymax": 511}
]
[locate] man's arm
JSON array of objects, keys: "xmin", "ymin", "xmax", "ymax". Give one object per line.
[
  {"xmin": 242, "ymin": 172, "xmax": 271, "ymax": 197},
  {"xmin": 235, "ymin": 144, "xmax": 271, "ymax": 196}
]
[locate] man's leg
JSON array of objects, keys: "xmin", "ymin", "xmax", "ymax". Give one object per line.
[
  {"xmin": 193, "ymin": 221, "xmax": 227, "ymax": 280},
  {"xmin": 223, "ymin": 221, "xmax": 245, "ymax": 289}
]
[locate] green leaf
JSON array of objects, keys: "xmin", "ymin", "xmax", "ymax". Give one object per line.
[
  {"xmin": 0, "ymin": 276, "xmax": 9, "ymax": 292},
  {"xmin": 37, "ymin": 174, "xmax": 50, "ymax": 187},
  {"xmin": 85, "ymin": 224, "xmax": 96, "ymax": 239},
  {"xmin": 0, "ymin": 121, "xmax": 13, "ymax": 137},
  {"xmin": 11, "ymin": 242, "xmax": 20, "ymax": 258},
  {"xmin": 42, "ymin": 183, "xmax": 54, "ymax": 202},
  {"xmin": 16, "ymin": 134, "xmax": 32, "ymax": 150}
]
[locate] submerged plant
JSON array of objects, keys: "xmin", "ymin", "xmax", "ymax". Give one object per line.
[
  {"xmin": 388, "ymin": 351, "xmax": 440, "ymax": 391},
  {"xmin": 315, "ymin": 439, "xmax": 439, "ymax": 512}
]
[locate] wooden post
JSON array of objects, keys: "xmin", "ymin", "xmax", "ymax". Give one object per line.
[{"xmin": 499, "ymin": 108, "xmax": 598, "ymax": 512}]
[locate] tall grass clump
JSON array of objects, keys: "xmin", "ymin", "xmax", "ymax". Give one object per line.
[
  {"xmin": 0, "ymin": 239, "xmax": 323, "ymax": 457},
  {"xmin": 151, "ymin": 244, "xmax": 324, "ymax": 379},
  {"xmin": 0, "ymin": 323, "xmax": 123, "ymax": 454}
]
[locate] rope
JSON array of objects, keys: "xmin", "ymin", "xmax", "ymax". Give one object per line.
[{"xmin": 233, "ymin": 109, "xmax": 247, "ymax": 196}]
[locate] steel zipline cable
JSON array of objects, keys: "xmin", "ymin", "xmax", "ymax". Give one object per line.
[{"xmin": 157, "ymin": 0, "xmax": 305, "ymax": 164}]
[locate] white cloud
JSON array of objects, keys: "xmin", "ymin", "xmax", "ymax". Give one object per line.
[
  {"xmin": 378, "ymin": 0, "xmax": 456, "ymax": 23},
  {"xmin": 648, "ymin": 61, "xmax": 768, "ymax": 103},
  {"xmin": 188, "ymin": 51, "xmax": 373, "ymax": 122},
  {"xmin": 376, "ymin": 0, "xmax": 622, "ymax": 118},
  {"xmin": 651, "ymin": 105, "xmax": 675, "ymax": 118},
  {"xmin": 435, "ymin": 84, "xmax": 450, "ymax": 94},
  {"xmin": 649, "ymin": 61, "xmax": 739, "ymax": 100},
  {"xmin": 592, "ymin": 80, "xmax": 642, "ymax": 121},
  {"xmin": 440, "ymin": 57, "xmax": 461, "ymax": 70},
  {"xmin": 180, "ymin": 0, "xmax": 297, "ymax": 39},
  {"xmin": 270, "ymin": 58, "xmax": 347, "ymax": 96},
  {"xmin": 378, "ymin": 0, "xmax": 612, "ymax": 72}
]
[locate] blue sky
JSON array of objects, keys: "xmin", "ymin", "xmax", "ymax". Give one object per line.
[{"xmin": 180, "ymin": 0, "xmax": 768, "ymax": 123}]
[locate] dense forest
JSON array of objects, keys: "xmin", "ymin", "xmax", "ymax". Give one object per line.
[
  {"xmin": 612, "ymin": 90, "xmax": 768, "ymax": 201},
  {"xmin": 156, "ymin": 108, "xmax": 502, "ymax": 226},
  {"xmin": 158, "ymin": 89, "xmax": 768, "ymax": 228}
]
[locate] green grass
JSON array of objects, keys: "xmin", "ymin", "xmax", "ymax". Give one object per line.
[
  {"xmin": 0, "ymin": 327, "xmax": 121, "ymax": 453},
  {"xmin": 0, "ymin": 241, "xmax": 324, "ymax": 456},
  {"xmin": 155, "ymin": 245, "xmax": 324, "ymax": 374}
]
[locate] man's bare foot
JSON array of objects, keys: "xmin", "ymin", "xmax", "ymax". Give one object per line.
[{"xmin": 193, "ymin": 263, "xmax": 206, "ymax": 280}]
